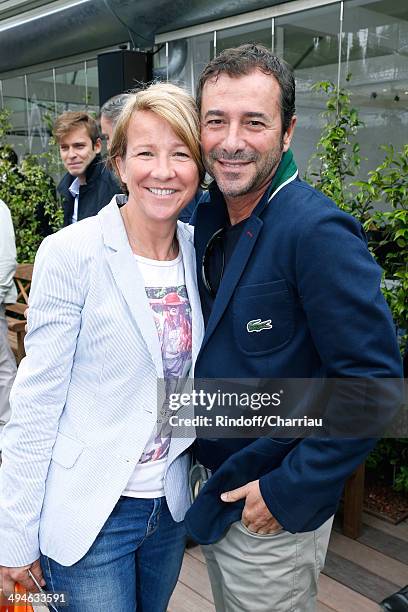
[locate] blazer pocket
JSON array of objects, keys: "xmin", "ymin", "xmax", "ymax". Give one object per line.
[
  {"xmin": 232, "ymin": 280, "xmax": 294, "ymax": 355},
  {"xmin": 51, "ymin": 431, "xmax": 84, "ymax": 469}
]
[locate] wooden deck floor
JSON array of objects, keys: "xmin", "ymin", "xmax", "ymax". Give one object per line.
[{"xmin": 169, "ymin": 511, "xmax": 408, "ymax": 612}]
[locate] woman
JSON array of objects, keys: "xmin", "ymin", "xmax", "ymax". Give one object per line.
[{"xmin": 0, "ymin": 83, "xmax": 205, "ymax": 611}]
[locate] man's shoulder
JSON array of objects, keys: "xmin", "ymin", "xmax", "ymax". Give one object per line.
[
  {"xmin": 90, "ymin": 162, "xmax": 120, "ymax": 192},
  {"xmin": 272, "ymin": 177, "xmax": 360, "ymax": 228},
  {"xmin": 0, "ymin": 199, "xmax": 14, "ymax": 227},
  {"xmin": 0, "ymin": 198, "xmax": 10, "ymax": 214},
  {"xmin": 56, "ymin": 172, "xmax": 72, "ymax": 195},
  {"xmin": 277, "ymin": 177, "xmax": 337, "ymax": 212}
]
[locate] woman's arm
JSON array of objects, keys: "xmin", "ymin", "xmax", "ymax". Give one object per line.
[{"xmin": 0, "ymin": 231, "xmax": 85, "ymax": 568}]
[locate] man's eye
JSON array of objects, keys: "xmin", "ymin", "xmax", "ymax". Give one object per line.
[
  {"xmin": 206, "ymin": 119, "xmax": 224, "ymax": 126},
  {"xmin": 247, "ymin": 121, "xmax": 265, "ymax": 127}
]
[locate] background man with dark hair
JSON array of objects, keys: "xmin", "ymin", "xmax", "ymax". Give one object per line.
[
  {"xmin": 100, "ymin": 93, "xmax": 132, "ymax": 151},
  {"xmin": 54, "ymin": 111, "xmax": 119, "ymax": 226},
  {"xmin": 185, "ymin": 44, "xmax": 402, "ymax": 611}
]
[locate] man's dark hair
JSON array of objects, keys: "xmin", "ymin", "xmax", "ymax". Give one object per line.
[{"xmin": 196, "ymin": 44, "xmax": 296, "ymax": 134}]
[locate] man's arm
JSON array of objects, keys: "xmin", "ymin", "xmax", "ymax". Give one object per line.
[
  {"xmin": 224, "ymin": 208, "xmax": 402, "ymax": 533},
  {"xmin": 0, "ymin": 200, "xmax": 17, "ymax": 304},
  {"xmin": 261, "ymin": 209, "xmax": 402, "ymax": 532}
]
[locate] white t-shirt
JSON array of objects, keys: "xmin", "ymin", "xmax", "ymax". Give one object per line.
[{"xmin": 122, "ymin": 251, "xmax": 192, "ymax": 498}]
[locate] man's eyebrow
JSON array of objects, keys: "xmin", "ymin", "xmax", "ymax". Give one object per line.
[
  {"xmin": 244, "ymin": 112, "xmax": 270, "ymax": 120},
  {"xmin": 203, "ymin": 110, "xmax": 271, "ymax": 120},
  {"xmin": 203, "ymin": 110, "xmax": 226, "ymax": 119}
]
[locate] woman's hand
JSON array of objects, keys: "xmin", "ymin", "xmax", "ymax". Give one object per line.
[{"xmin": 1, "ymin": 558, "xmax": 46, "ymax": 597}]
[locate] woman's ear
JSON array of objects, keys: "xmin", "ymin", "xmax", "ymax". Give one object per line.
[{"xmin": 115, "ymin": 156, "xmax": 127, "ymax": 185}]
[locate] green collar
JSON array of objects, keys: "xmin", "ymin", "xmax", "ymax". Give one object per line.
[{"xmin": 267, "ymin": 149, "xmax": 298, "ymax": 201}]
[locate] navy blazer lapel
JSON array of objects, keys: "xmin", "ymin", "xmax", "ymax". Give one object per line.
[
  {"xmin": 195, "ymin": 153, "xmax": 299, "ymax": 355},
  {"xmin": 98, "ymin": 200, "xmax": 164, "ymax": 377},
  {"xmin": 200, "ymin": 216, "xmax": 263, "ymax": 352}
]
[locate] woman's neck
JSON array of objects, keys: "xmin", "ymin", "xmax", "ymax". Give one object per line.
[{"xmin": 120, "ymin": 203, "xmax": 179, "ymax": 261}]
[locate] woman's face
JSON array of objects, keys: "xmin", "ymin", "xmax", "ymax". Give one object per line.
[{"xmin": 116, "ymin": 110, "xmax": 199, "ymax": 225}]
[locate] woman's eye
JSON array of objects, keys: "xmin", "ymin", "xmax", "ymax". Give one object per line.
[
  {"xmin": 174, "ymin": 151, "xmax": 190, "ymax": 158},
  {"xmin": 138, "ymin": 151, "xmax": 154, "ymax": 157}
]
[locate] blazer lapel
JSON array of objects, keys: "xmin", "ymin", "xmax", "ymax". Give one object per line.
[
  {"xmin": 99, "ymin": 200, "xmax": 164, "ymax": 378},
  {"xmin": 162, "ymin": 224, "xmax": 202, "ymax": 466},
  {"xmin": 177, "ymin": 223, "xmax": 205, "ymax": 374},
  {"xmin": 200, "ymin": 215, "xmax": 263, "ymax": 353}
]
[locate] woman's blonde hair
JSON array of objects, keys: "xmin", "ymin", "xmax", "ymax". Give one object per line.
[{"xmin": 109, "ymin": 82, "xmax": 205, "ymax": 191}]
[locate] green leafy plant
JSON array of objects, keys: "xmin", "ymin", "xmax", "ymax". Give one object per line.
[
  {"xmin": 358, "ymin": 145, "xmax": 408, "ymax": 348},
  {"xmin": 0, "ymin": 107, "xmax": 63, "ymax": 262},
  {"xmin": 394, "ymin": 466, "xmax": 408, "ymax": 494},
  {"xmin": 306, "ymin": 76, "xmax": 367, "ymax": 222},
  {"xmin": 308, "ymin": 79, "xmax": 408, "ymax": 494},
  {"xmin": 366, "ymin": 439, "xmax": 408, "ymax": 493}
]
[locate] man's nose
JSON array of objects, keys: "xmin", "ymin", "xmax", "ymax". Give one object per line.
[{"xmin": 221, "ymin": 123, "xmax": 246, "ymax": 154}]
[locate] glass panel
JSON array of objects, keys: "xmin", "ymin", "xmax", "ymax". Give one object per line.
[
  {"xmin": 275, "ymin": 4, "xmax": 342, "ymax": 175},
  {"xmin": 168, "ymin": 40, "xmax": 192, "ymax": 90},
  {"xmin": 190, "ymin": 33, "xmax": 215, "ymax": 94},
  {"xmin": 26, "ymin": 69, "xmax": 55, "ymax": 154},
  {"xmin": 161, "ymin": 33, "xmax": 214, "ymax": 95},
  {"xmin": 342, "ymin": 0, "xmax": 408, "ymax": 175},
  {"xmin": 152, "ymin": 40, "xmax": 192, "ymax": 92},
  {"xmin": 54, "ymin": 61, "xmax": 88, "ymax": 114},
  {"xmin": 1, "ymin": 76, "xmax": 27, "ymax": 161},
  {"xmin": 216, "ymin": 20, "xmax": 272, "ymax": 54},
  {"xmin": 85, "ymin": 59, "xmax": 99, "ymax": 111},
  {"xmin": 153, "ymin": 43, "xmax": 169, "ymax": 81}
]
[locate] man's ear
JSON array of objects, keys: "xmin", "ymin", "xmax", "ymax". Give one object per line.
[
  {"xmin": 282, "ymin": 116, "xmax": 297, "ymax": 152},
  {"xmin": 94, "ymin": 138, "xmax": 102, "ymax": 154}
]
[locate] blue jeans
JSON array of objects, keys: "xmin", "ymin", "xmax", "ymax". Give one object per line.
[{"xmin": 40, "ymin": 496, "xmax": 186, "ymax": 612}]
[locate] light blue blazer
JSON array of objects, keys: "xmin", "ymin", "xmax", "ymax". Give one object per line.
[{"xmin": 0, "ymin": 198, "xmax": 204, "ymax": 567}]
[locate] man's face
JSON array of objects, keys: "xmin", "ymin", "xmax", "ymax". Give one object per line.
[
  {"xmin": 100, "ymin": 115, "xmax": 114, "ymax": 151},
  {"xmin": 59, "ymin": 125, "xmax": 101, "ymax": 181},
  {"xmin": 200, "ymin": 69, "xmax": 296, "ymax": 200}
]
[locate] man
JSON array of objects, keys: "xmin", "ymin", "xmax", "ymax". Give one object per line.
[
  {"xmin": 54, "ymin": 111, "xmax": 119, "ymax": 226},
  {"xmin": 100, "ymin": 93, "xmax": 132, "ymax": 151},
  {"xmin": 185, "ymin": 44, "xmax": 402, "ymax": 611},
  {"xmin": 0, "ymin": 199, "xmax": 17, "ymax": 439}
]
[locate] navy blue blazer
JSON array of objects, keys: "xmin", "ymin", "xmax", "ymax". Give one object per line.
[{"xmin": 184, "ymin": 172, "xmax": 402, "ymax": 544}]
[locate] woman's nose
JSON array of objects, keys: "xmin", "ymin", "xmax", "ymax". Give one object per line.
[{"xmin": 150, "ymin": 156, "xmax": 176, "ymax": 181}]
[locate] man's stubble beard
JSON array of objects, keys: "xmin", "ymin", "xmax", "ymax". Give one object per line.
[{"xmin": 203, "ymin": 143, "xmax": 284, "ymax": 199}]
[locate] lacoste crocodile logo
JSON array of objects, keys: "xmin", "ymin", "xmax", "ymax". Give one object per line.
[{"xmin": 246, "ymin": 319, "xmax": 273, "ymax": 333}]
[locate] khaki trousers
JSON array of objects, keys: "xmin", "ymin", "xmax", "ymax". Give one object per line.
[
  {"xmin": 202, "ymin": 516, "xmax": 333, "ymax": 612},
  {"xmin": 0, "ymin": 304, "xmax": 16, "ymax": 435}
]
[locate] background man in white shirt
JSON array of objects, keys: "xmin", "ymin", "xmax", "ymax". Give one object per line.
[{"xmin": 0, "ymin": 199, "xmax": 17, "ymax": 437}]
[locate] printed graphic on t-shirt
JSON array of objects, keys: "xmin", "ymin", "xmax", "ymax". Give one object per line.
[
  {"xmin": 139, "ymin": 284, "xmax": 192, "ymax": 464},
  {"xmin": 146, "ymin": 284, "xmax": 192, "ymax": 379}
]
